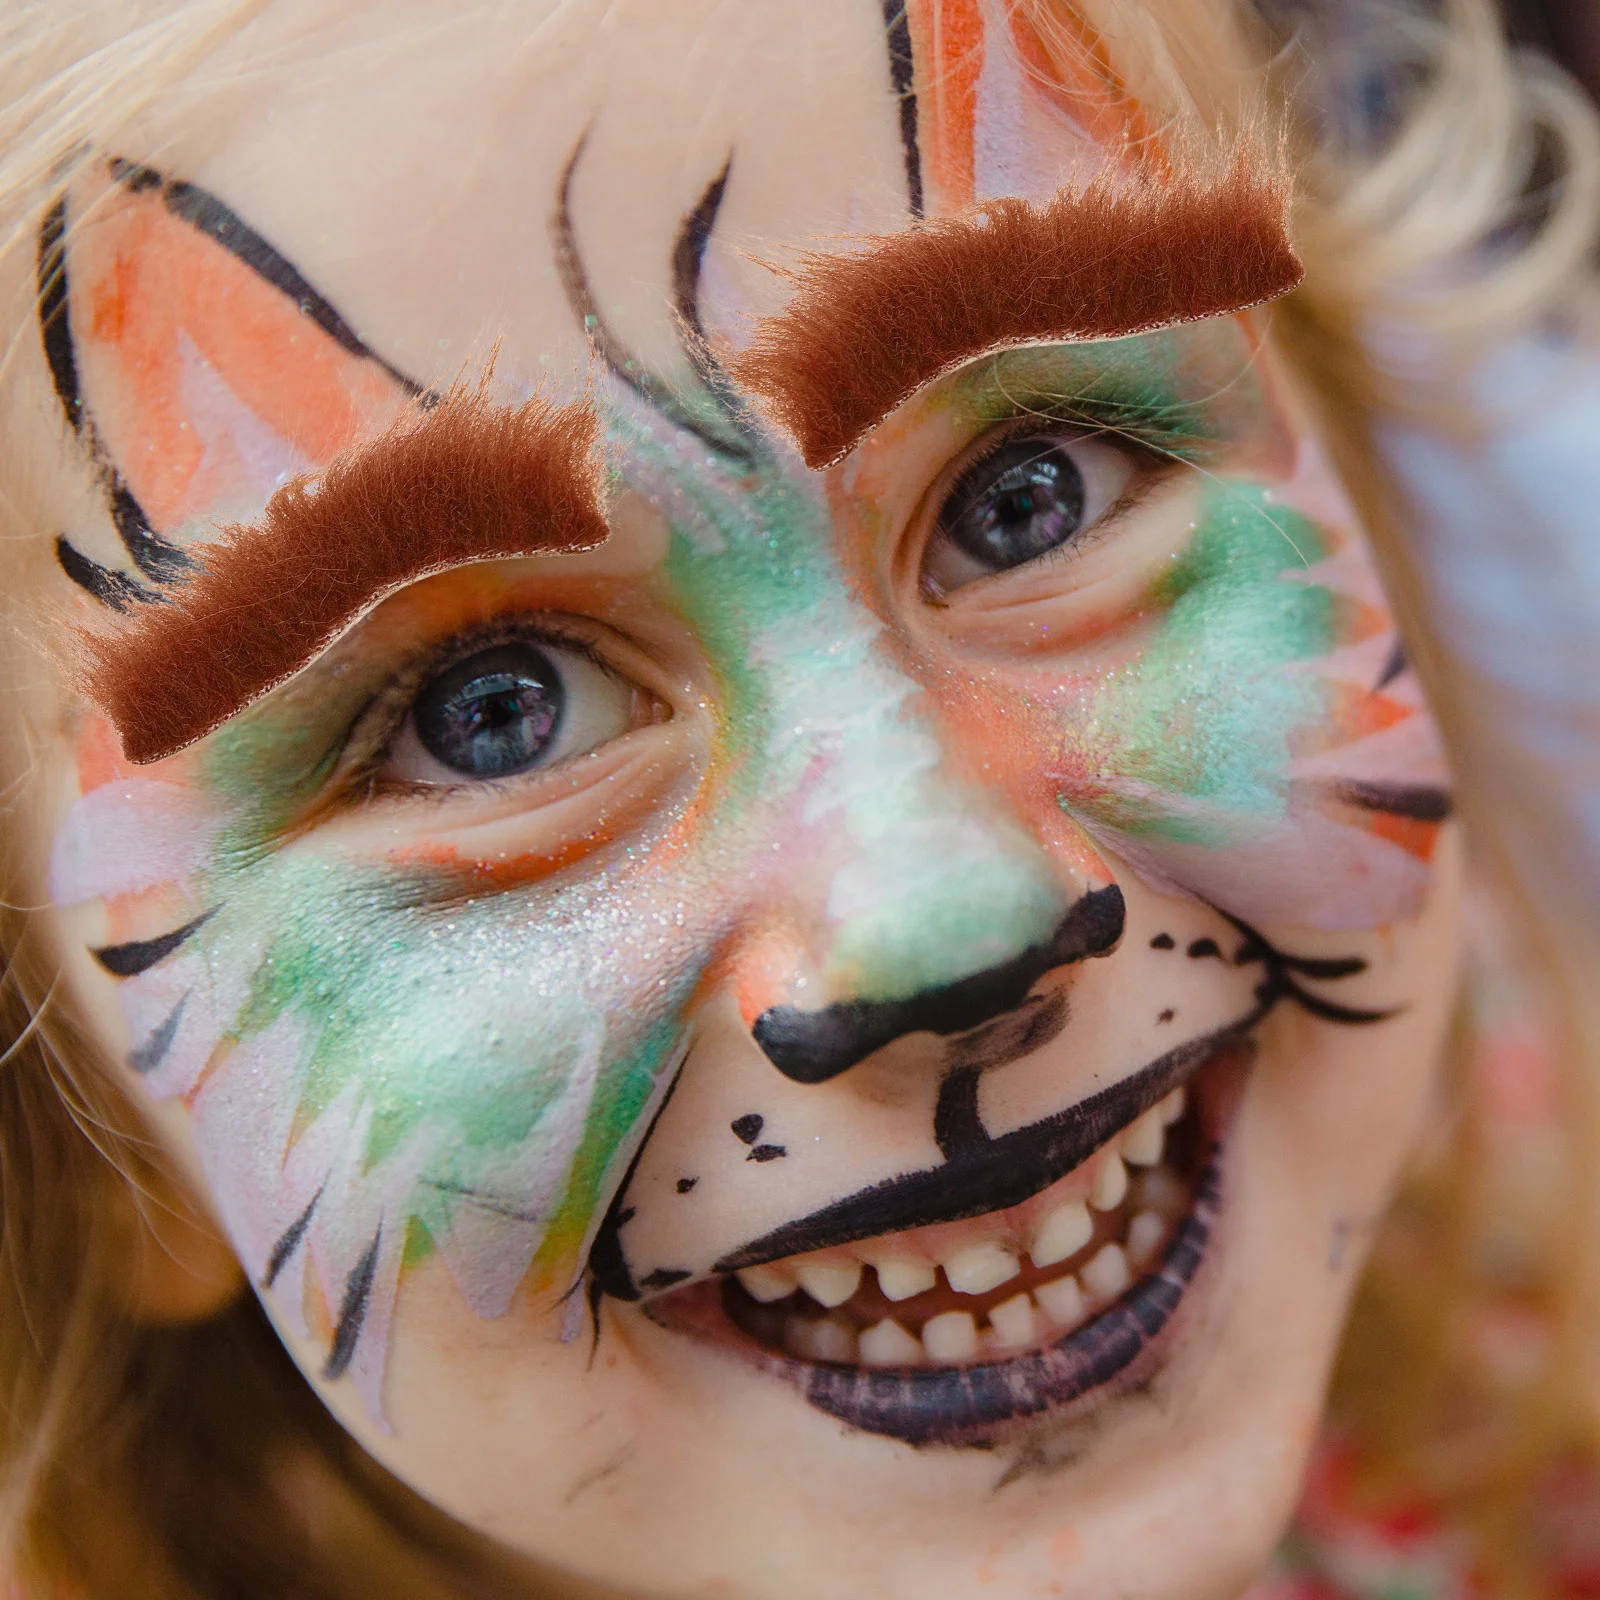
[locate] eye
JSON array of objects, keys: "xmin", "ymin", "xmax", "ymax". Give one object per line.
[
  {"xmin": 384, "ymin": 637, "xmax": 637, "ymax": 785},
  {"xmin": 922, "ymin": 430, "xmax": 1139, "ymax": 595}
]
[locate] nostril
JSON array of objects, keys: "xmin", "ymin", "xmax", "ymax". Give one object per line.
[{"xmin": 751, "ymin": 884, "xmax": 1124, "ymax": 1085}]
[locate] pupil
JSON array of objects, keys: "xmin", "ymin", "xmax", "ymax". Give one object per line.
[
  {"xmin": 413, "ymin": 642, "xmax": 563, "ymax": 778},
  {"xmin": 941, "ymin": 438, "xmax": 1086, "ymax": 573}
]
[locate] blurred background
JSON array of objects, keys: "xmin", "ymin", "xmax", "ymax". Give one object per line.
[{"xmin": 1504, "ymin": 0, "xmax": 1599, "ymax": 106}]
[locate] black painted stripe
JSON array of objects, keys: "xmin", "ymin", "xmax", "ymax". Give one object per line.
[
  {"xmin": 554, "ymin": 131, "xmax": 750, "ymax": 464},
  {"xmin": 1333, "ymin": 779, "xmax": 1453, "ymax": 824},
  {"xmin": 323, "ymin": 1228, "xmax": 381, "ymax": 1381},
  {"xmin": 92, "ymin": 911, "xmax": 212, "ymax": 978},
  {"xmin": 263, "ymin": 1186, "xmax": 323, "ymax": 1289},
  {"xmin": 53, "ymin": 534, "xmax": 158, "ymax": 612},
  {"xmin": 1374, "ymin": 636, "xmax": 1408, "ymax": 691},
  {"xmin": 668, "ymin": 155, "xmax": 759, "ymax": 460},
  {"xmin": 107, "ymin": 476, "xmax": 192, "ymax": 583},
  {"xmin": 671, "ymin": 156, "xmax": 732, "ymax": 355},
  {"xmin": 105, "ymin": 160, "xmax": 425, "ymax": 399},
  {"xmin": 881, "ymin": 1, "xmax": 924, "ymax": 219},
  {"xmin": 37, "ymin": 197, "xmax": 81, "ymax": 433},
  {"xmin": 128, "ymin": 993, "xmax": 187, "ymax": 1075}
]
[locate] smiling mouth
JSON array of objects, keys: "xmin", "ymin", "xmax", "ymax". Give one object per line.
[{"xmin": 643, "ymin": 1035, "xmax": 1250, "ymax": 1446}]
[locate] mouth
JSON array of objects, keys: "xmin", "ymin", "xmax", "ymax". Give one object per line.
[{"xmin": 643, "ymin": 1035, "xmax": 1249, "ymax": 1446}]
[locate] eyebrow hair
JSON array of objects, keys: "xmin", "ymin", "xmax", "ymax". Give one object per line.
[
  {"xmin": 78, "ymin": 385, "xmax": 609, "ymax": 765},
  {"xmin": 726, "ymin": 148, "xmax": 1302, "ymax": 469}
]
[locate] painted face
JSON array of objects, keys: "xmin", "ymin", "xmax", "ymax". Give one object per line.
[{"xmin": 16, "ymin": 2, "xmax": 1461, "ymax": 1594}]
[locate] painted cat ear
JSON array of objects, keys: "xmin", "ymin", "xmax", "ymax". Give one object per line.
[{"xmin": 41, "ymin": 159, "xmax": 427, "ymax": 609}]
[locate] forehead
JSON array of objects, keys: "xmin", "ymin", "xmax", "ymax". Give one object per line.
[{"xmin": 120, "ymin": 0, "xmax": 939, "ymax": 390}]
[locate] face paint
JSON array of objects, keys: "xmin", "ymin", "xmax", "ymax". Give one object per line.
[
  {"xmin": 45, "ymin": 115, "xmax": 1443, "ymax": 1428},
  {"xmin": 894, "ymin": 0, "xmax": 1158, "ymax": 217},
  {"xmin": 49, "ymin": 155, "xmax": 1116, "ymax": 1417},
  {"xmin": 847, "ymin": 327, "xmax": 1450, "ymax": 932}
]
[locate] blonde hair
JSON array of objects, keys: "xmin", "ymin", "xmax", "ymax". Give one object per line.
[{"xmin": 0, "ymin": 0, "xmax": 1596, "ymax": 1593}]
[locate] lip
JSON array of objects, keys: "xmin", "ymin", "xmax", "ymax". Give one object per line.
[{"xmin": 642, "ymin": 1038, "xmax": 1250, "ymax": 1446}]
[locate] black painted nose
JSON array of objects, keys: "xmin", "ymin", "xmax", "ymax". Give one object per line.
[{"xmin": 751, "ymin": 885, "xmax": 1125, "ymax": 1085}]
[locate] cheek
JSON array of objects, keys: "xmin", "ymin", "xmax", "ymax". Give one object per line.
[
  {"xmin": 917, "ymin": 483, "xmax": 1452, "ymax": 934},
  {"xmin": 54, "ymin": 724, "xmax": 745, "ymax": 1421}
]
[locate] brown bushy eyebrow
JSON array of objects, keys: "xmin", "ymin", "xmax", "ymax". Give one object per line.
[
  {"xmin": 78, "ymin": 385, "xmax": 609, "ymax": 765},
  {"xmin": 726, "ymin": 148, "xmax": 1302, "ymax": 469}
]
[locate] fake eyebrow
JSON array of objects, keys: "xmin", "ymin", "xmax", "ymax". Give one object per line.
[
  {"xmin": 78, "ymin": 385, "xmax": 610, "ymax": 766},
  {"xmin": 726, "ymin": 148, "xmax": 1302, "ymax": 469}
]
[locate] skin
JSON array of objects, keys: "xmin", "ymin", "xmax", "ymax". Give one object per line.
[{"xmin": 4, "ymin": 1, "xmax": 1463, "ymax": 1595}]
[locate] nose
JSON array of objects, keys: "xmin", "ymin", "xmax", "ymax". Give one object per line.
[{"xmin": 751, "ymin": 883, "xmax": 1124, "ymax": 1084}]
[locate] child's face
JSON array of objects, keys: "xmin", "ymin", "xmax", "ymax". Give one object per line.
[{"xmin": 12, "ymin": 2, "xmax": 1462, "ymax": 1594}]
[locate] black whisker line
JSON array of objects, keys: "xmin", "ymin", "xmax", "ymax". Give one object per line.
[
  {"xmin": 552, "ymin": 130, "xmax": 751, "ymax": 463},
  {"xmin": 1218, "ymin": 908, "xmax": 1368, "ymax": 982},
  {"xmin": 129, "ymin": 992, "xmax": 188, "ymax": 1076},
  {"xmin": 263, "ymin": 1184, "xmax": 323, "ymax": 1289},
  {"xmin": 880, "ymin": 1, "xmax": 924, "ymax": 219},
  {"xmin": 419, "ymin": 1176, "xmax": 538, "ymax": 1222},
  {"xmin": 1374, "ymin": 636, "xmax": 1408, "ymax": 692},
  {"xmin": 1220, "ymin": 909, "xmax": 1397, "ymax": 1025},
  {"xmin": 1331, "ymin": 779, "xmax": 1453, "ymax": 825},
  {"xmin": 92, "ymin": 909, "xmax": 214, "ymax": 978},
  {"xmin": 323, "ymin": 1226, "xmax": 381, "ymax": 1382},
  {"xmin": 586, "ymin": 1274, "xmax": 607, "ymax": 1365},
  {"xmin": 1281, "ymin": 980, "xmax": 1399, "ymax": 1027}
]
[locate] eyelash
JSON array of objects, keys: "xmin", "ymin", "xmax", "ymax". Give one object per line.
[
  {"xmin": 977, "ymin": 389, "xmax": 1209, "ymax": 464},
  {"xmin": 918, "ymin": 400, "xmax": 1193, "ymax": 581},
  {"xmin": 332, "ymin": 616, "xmax": 624, "ymax": 802}
]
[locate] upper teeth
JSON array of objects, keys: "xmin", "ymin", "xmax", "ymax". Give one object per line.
[
  {"xmin": 794, "ymin": 1259, "xmax": 862, "ymax": 1308},
  {"xmin": 1121, "ymin": 1106, "xmax": 1166, "ymax": 1166},
  {"xmin": 941, "ymin": 1241, "xmax": 1020, "ymax": 1295},
  {"xmin": 1091, "ymin": 1152, "xmax": 1128, "ymax": 1211},
  {"xmin": 1027, "ymin": 1199, "xmax": 1092, "ymax": 1268},
  {"xmin": 726, "ymin": 1083, "xmax": 1194, "ymax": 1366},
  {"xmin": 872, "ymin": 1257, "xmax": 938, "ymax": 1301}
]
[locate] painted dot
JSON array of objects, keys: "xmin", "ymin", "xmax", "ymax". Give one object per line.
[
  {"xmin": 676, "ymin": 1177, "xmax": 698, "ymax": 1194},
  {"xmin": 747, "ymin": 1144, "xmax": 787, "ymax": 1163},
  {"xmin": 1186, "ymin": 938, "xmax": 1222, "ymax": 960},
  {"xmin": 730, "ymin": 1113, "xmax": 764, "ymax": 1145},
  {"xmin": 1149, "ymin": 933, "xmax": 1175, "ymax": 950}
]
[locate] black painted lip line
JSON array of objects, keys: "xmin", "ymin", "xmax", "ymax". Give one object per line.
[
  {"xmin": 714, "ymin": 1016, "xmax": 1251, "ymax": 1276},
  {"xmin": 795, "ymin": 1152, "xmax": 1221, "ymax": 1446}
]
